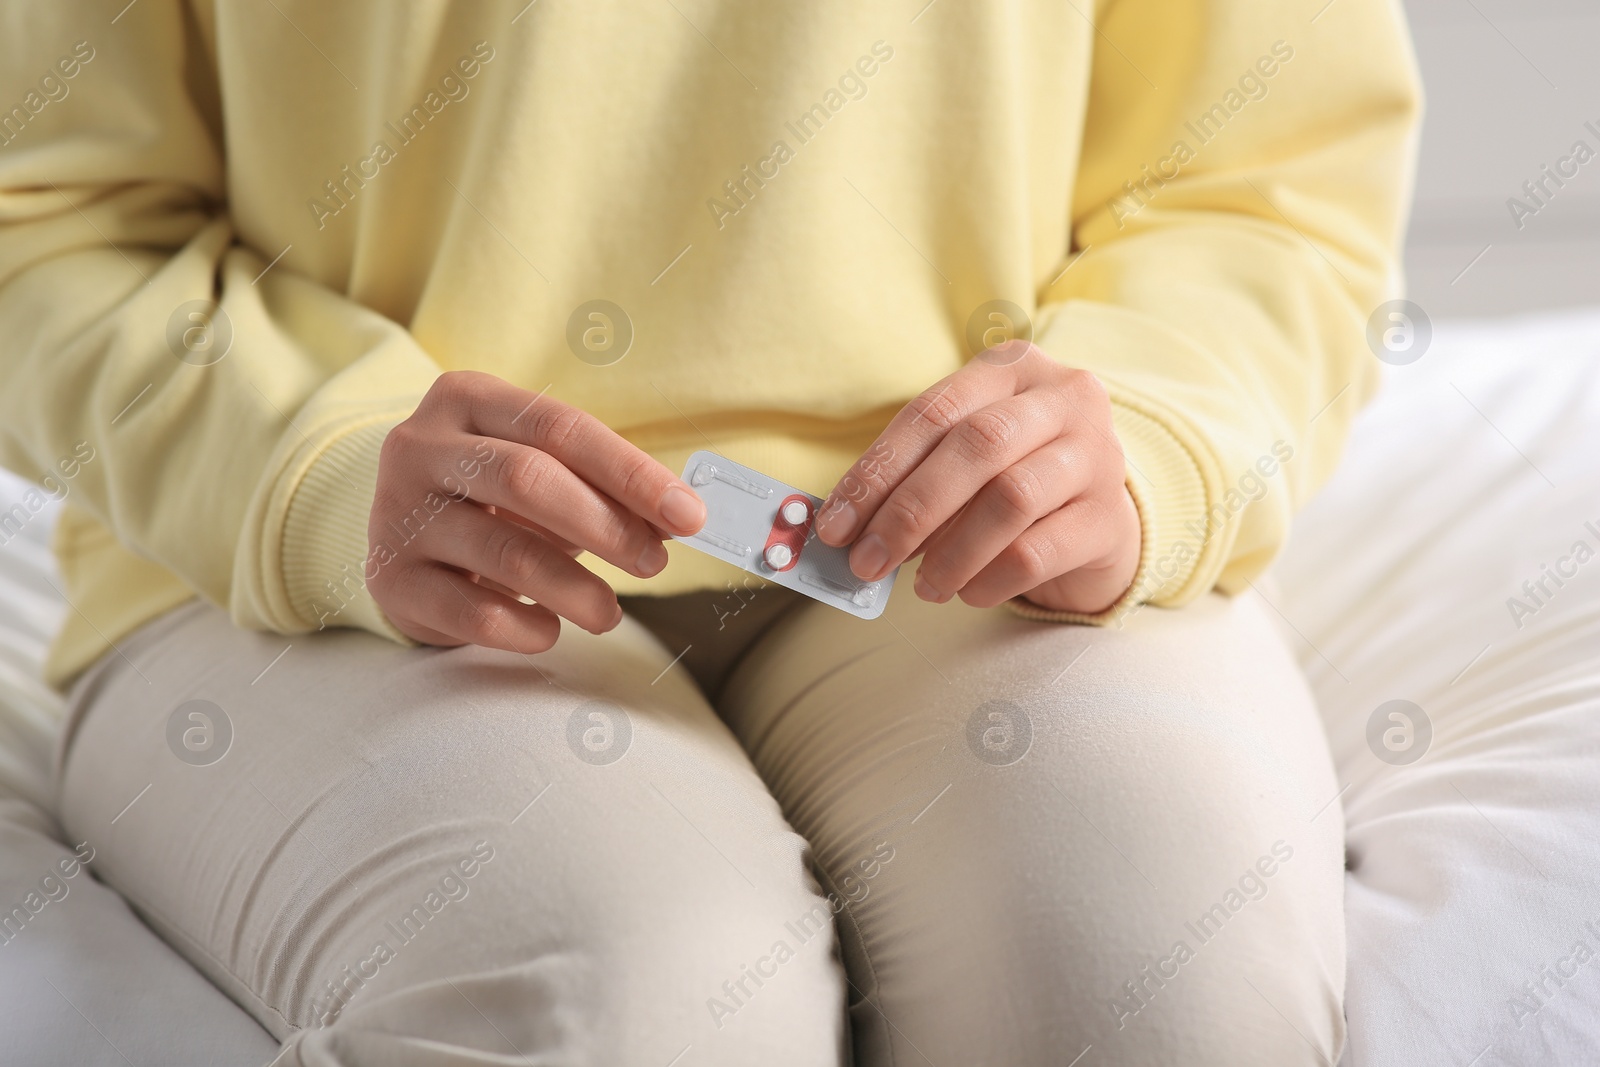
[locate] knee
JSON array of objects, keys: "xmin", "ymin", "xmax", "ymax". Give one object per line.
[
  {"xmin": 693, "ymin": 890, "xmax": 848, "ymax": 1059},
  {"xmin": 563, "ymin": 817, "xmax": 849, "ymax": 1066},
  {"xmin": 274, "ymin": 682, "xmax": 849, "ymax": 1065},
  {"xmin": 285, "ymin": 839, "xmax": 848, "ymax": 1067},
  {"xmin": 840, "ymin": 674, "xmax": 1344, "ymax": 1065}
]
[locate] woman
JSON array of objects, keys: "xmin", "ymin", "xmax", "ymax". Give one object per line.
[{"xmin": 0, "ymin": 0, "xmax": 1418, "ymax": 1063}]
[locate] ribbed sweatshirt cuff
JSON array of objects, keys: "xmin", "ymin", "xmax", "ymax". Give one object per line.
[
  {"xmin": 1001, "ymin": 396, "xmax": 1212, "ymax": 627},
  {"xmin": 1000, "ymin": 296, "xmax": 1229, "ymax": 628},
  {"xmin": 279, "ymin": 417, "xmax": 416, "ymax": 643}
]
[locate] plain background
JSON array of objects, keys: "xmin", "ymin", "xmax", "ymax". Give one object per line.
[{"xmin": 1399, "ymin": 0, "xmax": 1600, "ymax": 315}]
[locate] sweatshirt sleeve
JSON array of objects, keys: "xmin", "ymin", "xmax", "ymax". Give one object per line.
[
  {"xmin": 1007, "ymin": 0, "xmax": 1421, "ymax": 625},
  {"xmin": 0, "ymin": 3, "xmax": 438, "ymax": 642}
]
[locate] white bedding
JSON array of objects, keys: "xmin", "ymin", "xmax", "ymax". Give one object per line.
[
  {"xmin": 1272, "ymin": 307, "xmax": 1600, "ymax": 1066},
  {"xmin": 0, "ymin": 475, "xmax": 65, "ymax": 812},
  {"xmin": 0, "ymin": 307, "xmax": 1597, "ymax": 1064}
]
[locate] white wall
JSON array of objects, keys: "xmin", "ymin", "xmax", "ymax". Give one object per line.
[{"xmin": 1401, "ymin": 0, "xmax": 1600, "ymax": 315}]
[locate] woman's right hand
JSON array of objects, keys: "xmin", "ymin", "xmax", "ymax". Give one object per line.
[{"xmin": 366, "ymin": 370, "xmax": 707, "ymax": 653}]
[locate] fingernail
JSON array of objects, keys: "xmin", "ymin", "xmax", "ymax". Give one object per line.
[
  {"xmin": 636, "ymin": 540, "xmax": 669, "ymax": 577},
  {"xmin": 659, "ymin": 485, "xmax": 704, "ymax": 533},
  {"xmin": 914, "ymin": 571, "xmax": 943, "ymax": 602},
  {"xmin": 611, "ymin": 603, "xmax": 624, "ymax": 628},
  {"xmin": 818, "ymin": 499, "xmax": 858, "ymax": 544},
  {"xmin": 850, "ymin": 533, "xmax": 888, "ymax": 581}
]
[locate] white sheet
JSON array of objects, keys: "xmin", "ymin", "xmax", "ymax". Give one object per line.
[
  {"xmin": 0, "ymin": 478, "xmax": 277, "ymax": 1064},
  {"xmin": 0, "ymin": 473, "xmax": 64, "ymax": 811},
  {"xmin": 1271, "ymin": 307, "xmax": 1600, "ymax": 1066}
]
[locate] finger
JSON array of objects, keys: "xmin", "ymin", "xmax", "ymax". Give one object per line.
[
  {"xmin": 468, "ymin": 570, "xmax": 535, "ymax": 601},
  {"xmin": 844, "ymin": 389, "xmax": 1068, "ymax": 582},
  {"xmin": 814, "ymin": 347, "xmax": 1068, "ymax": 548},
  {"xmin": 453, "ymin": 375, "xmax": 706, "ymax": 535},
  {"xmin": 907, "ymin": 507, "xmax": 964, "ymax": 560},
  {"xmin": 813, "ymin": 374, "xmax": 986, "ymax": 547},
  {"xmin": 435, "ymin": 437, "xmax": 667, "ymax": 577},
  {"xmin": 913, "ymin": 438, "xmax": 1093, "ymax": 602},
  {"xmin": 956, "ymin": 496, "xmax": 1121, "ymax": 609},
  {"xmin": 423, "ymin": 504, "xmax": 623, "ymax": 635},
  {"xmin": 491, "ymin": 505, "xmax": 583, "ymax": 558},
  {"xmin": 387, "ymin": 565, "xmax": 563, "ymax": 654},
  {"xmin": 385, "ymin": 609, "xmax": 468, "ymax": 648}
]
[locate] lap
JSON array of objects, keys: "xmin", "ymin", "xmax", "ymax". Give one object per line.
[
  {"xmin": 719, "ymin": 585, "xmax": 1347, "ymax": 1067},
  {"xmin": 56, "ymin": 600, "xmax": 846, "ymax": 1066},
  {"xmin": 53, "ymin": 581, "xmax": 1346, "ymax": 1067}
]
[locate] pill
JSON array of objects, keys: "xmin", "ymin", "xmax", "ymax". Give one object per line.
[
  {"xmin": 781, "ymin": 499, "xmax": 811, "ymax": 525},
  {"xmin": 764, "ymin": 543, "xmax": 794, "ymax": 570}
]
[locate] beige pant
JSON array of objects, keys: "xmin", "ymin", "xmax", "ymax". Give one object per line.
[{"xmin": 56, "ymin": 580, "xmax": 1345, "ymax": 1066}]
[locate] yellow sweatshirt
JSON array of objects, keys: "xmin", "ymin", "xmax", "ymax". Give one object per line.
[{"xmin": 0, "ymin": 1, "xmax": 1419, "ymax": 690}]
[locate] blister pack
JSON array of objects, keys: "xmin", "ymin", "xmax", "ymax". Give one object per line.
[{"xmin": 671, "ymin": 450, "xmax": 898, "ymax": 620}]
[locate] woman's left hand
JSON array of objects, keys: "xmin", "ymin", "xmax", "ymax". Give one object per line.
[{"xmin": 814, "ymin": 341, "xmax": 1141, "ymax": 615}]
